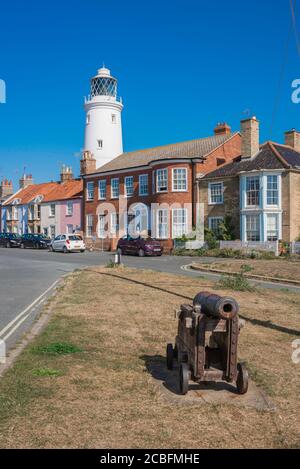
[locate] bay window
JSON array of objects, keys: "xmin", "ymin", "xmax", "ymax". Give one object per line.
[
  {"xmin": 246, "ymin": 215, "xmax": 260, "ymax": 241},
  {"xmin": 266, "ymin": 175, "xmax": 279, "ymax": 206},
  {"xmin": 246, "ymin": 176, "xmax": 260, "ymax": 207}
]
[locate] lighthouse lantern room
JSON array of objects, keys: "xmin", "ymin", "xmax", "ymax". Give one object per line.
[{"xmin": 84, "ymin": 66, "xmax": 123, "ymax": 169}]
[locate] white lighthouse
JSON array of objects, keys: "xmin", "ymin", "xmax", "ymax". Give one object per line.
[{"xmin": 84, "ymin": 66, "xmax": 123, "ymax": 169}]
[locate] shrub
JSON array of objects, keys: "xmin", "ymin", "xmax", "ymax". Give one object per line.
[{"xmin": 217, "ymin": 272, "xmax": 255, "ymax": 292}]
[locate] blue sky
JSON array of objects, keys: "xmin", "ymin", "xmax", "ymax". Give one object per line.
[{"xmin": 0, "ymin": 0, "xmax": 299, "ymax": 187}]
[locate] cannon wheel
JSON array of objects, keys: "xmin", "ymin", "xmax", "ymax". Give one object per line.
[
  {"xmin": 166, "ymin": 344, "xmax": 174, "ymax": 370},
  {"xmin": 236, "ymin": 363, "xmax": 249, "ymax": 395},
  {"xmin": 179, "ymin": 362, "xmax": 189, "ymax": 395}
]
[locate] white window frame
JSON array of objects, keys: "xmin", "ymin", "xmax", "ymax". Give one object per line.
[
  {"xmin": 245, "ymin": 214, "xmax": 260, "ymax": 241},
  {"xmin": 172, "ymin": 208, "xmax": 188, "ymax": 238},
  {"xmin": 157, "ymin": 208, "xmax": 169, "ymax": 239},
  {"xmin": 156, "ymin": 169, "xmax": 168, "ymax": 193},
  {"xmin": 245, "ymin": 176, "xmax": 260, "ymax": 208},
  {"xmin": 208, "ymin": 182, "xmax": 224, "ymax": 205},
  {"xmin": 266, "ymin": 175, "xmax": 279, "ymax": 207},
  {"xmin": 98, "ymin": 179, "xmax": 106, "ymax": 200},
  {"xmin": 124, "ymin": 176, "xmax": 134, "ymax": 197},
  {"xmin": 66, "ymin": 201, "xmax": 73, "ymax": 216},
  {"xmin": 49, "ymin": 203, "xmax": 56, "ymax": 217},
  {"xmin": 172, "ymin": 168, "xmax": 188, "ymax": 192},
  {"xmin": 98, "ymin": 214, "xmax": 106, "ymax": 239},
  {"xmin": 139, "ymin": 174, "xmax": 149, "ymax": 196},
  {"xmin": 208, "ymin": 216, "xmax": 224, "ymax": 236},
  {"xmin": 86, "ymin": 181, "xmax": 94, "ymax": 201},
  {"xmin": 110, "ymin": 212, "xmax": 119, "ymax": 235},
  {"xmin": 111, "ymin": 178, "xmax": 119, "ymax": 199},
  {"xmin": 86, "ymin": 214, "xmax": 93, "ymax": 237},
  {"xmin": 266, "ymin": 213, "xmax": 279, "ymax": 241}
]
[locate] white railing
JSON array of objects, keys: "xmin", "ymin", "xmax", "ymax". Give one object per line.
[
  {"xmin": 219, "ymin": 240, "xmax": 279, "ymax": 256},
  {"xmin": 290, "ymin": 241, "xmax": 300, "ymax": 255}
]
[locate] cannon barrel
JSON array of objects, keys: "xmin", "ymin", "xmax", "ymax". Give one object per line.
[{"xmin": 193, "ymin": 291, "xmax": 239, "ymax": 320}]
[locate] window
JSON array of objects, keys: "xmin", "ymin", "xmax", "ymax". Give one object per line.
[
  {"xmin": 98, "ymin": 179, "xmax": 106, "ymax": 199},
  {"xmin": 111, "ymin": 178, "xmax": 119, "ymax": 198},
  {"xmin": 157, "ymin": 209, "xmax": 169, "ymax": 239},
  {"xmin": 67, "ymin": 224, "xmax": 73, "ymax": 234},
  {"xmin": 111, "ymin": 114, "xmax": 116, "ymax": 123},
  {"xmin": 156, "ymin": 169, "xmax": 168, "ymax": 192},
  {"xmin": 49, "ymin": 204, "xmax": 56, "ymax": 217},
  {"xmin": 209, "ymin": 182, "xmax": 224, "ymax": 205},
  {"xmin": 246, "ymin": 176, "xmax": 260, "ymax": 206},
  {"xmin": 209, "ymin": 217, "xmax": 224, "ymax": 236},
  {"xmin": 267, "ymin": 214, "xmax": 279, "ymax": 241},
  {"xmin": 97, "ymin": 139, "xmax": 103, "ymax": 149},
  {"xmin": 98, "ymin": 214, "xmax": 106, "ymax": 238},
  {"xmin": 86, "ymin": 182, "xmax": 94, "ymax": 201},
  {"xmin": 86, "ymin": 114, "xmax": 90, "ymax": 125},
  {"xmin": 66, "ymin": 202, "xmax": 73, "ymax": 216},
  {"xmin": 86, "ymin": 215, "xmax": 93, "ymax": 237},
  {"xmin": 12, "ymin": 206, "xmax": 18, "ymax": 220},
  {"xmin": 139, "ymin": 174, "xmax": 149, "ymax": 196},
  {"xmin": 267, "ymin": 175, "xmax": 279, "ymax": 206},
  {"xmin": 111, "ymin": 212, "xmax": 119, "ymax": 235},
  {"xmin": 246, "ymin": 215, "xmax": 260, "ymax": 241},
  {"xmin": 43, "ymin": 228, "xmax": 48, "ymax": 237},
  {"xmin": 36, "ymin": 205, "xmax": 41, "ymax": 219},
  {"xmin": 172, "ymin": 208, "xmax": 188, "ymax": 238},
  {"xmin": 125, "ymin": 176, "xmax": 134, "ymax": 197},
  {"xmin": 172, "ymin": 168, "xmax": 187, "ymax": 191}
]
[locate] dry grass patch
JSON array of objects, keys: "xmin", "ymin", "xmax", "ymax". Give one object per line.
[
  {"xmin": 0, "ymin": 266, "xmax": 299, "ymax": 448},
  {"xmin": 200, "ymin": 258, "xmax": 300, "ymax": 282}
]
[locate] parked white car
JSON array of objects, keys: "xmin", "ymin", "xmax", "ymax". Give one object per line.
[{"xmin": 49, "ymin": 234, "xmax": 86, "ymax": 253}]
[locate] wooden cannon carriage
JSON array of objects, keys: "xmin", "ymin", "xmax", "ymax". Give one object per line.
[{"xmin": 166, "ymin": 291, "xmax": 248, "ymax": 395}]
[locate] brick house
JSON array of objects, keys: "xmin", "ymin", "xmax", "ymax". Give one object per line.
[
  {"xmin": 198, "ymin": 117, "xmax": 300, "ymax": 243},
  {"xmin": 2, "ymin": 168, "xmax": 83, "ymax": 237},
  {"xmin": 81, "ymin": 124, "xmax": 241, "ymax": 251},
  {"xmin": 0, "ymin": 179, "xmax": 13, "ymax": 231}
]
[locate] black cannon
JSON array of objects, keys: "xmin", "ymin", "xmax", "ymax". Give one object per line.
[{"xmin": 166, "ymin": 291, "xmax": 248, "ymax": 395}]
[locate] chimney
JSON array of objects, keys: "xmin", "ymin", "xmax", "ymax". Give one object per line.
[
  {"xmin": 214, "ymin": 122, "xmax": 231, "ymax": 136},
  {"xmin": 241, "ymin": 117, "xmax": 259, "ymax": 159},
  {"xmin": 284, "ymin": 129, "xmax": 300, "ymax": 152},
  {"xmin": 60, "ymin": 165, "xmax": 73, "ymax": 183},
  {"xmin": 19, "ymin": 174, "xmax": 34, "ymax": 189},
  {"xmin": 0, "ymin": 179, "xmax": 13, "ymax": 200},
  {"xmin": 80, "ymin": 151, "xmax": 96, "ymax": 175}
]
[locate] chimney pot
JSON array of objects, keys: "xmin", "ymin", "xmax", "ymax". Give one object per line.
[{"xmin": 214, "ymin": 122, "xmax": 231, "ymax": 136}]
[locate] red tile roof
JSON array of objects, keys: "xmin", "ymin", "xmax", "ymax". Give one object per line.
[{"xmin": 3, "ymin": 179, "xmax": 83, "ymax": 206}]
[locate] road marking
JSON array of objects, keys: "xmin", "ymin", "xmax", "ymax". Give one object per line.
[{"xmin": 0, "ymin": 279, "xmax": 59, "ymax": 339}]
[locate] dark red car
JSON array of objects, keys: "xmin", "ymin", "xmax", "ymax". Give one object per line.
[{"xmin": 117, "ymin": 236, "xmax": 163, "ymax": 257}]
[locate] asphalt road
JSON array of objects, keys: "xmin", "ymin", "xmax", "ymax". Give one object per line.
[{"xmin": 0, "ymin": 247, "xmax": 299, "ymax": 359}]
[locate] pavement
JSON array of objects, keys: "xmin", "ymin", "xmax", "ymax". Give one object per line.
[{"xmin": 0, "ymin": 247, "xmax": 299, "ymax": 358}]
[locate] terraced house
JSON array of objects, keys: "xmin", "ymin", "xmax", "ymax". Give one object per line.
[
  {"xmin": 1, "ymin": 167, "xmax": 83, "ymax": 238},
  {"xmin": 198, "ymin": 117, "xmax": 300, "ymax": 243}
]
